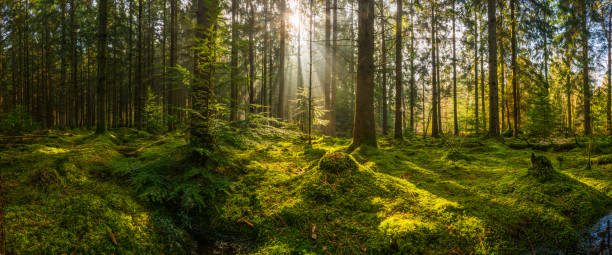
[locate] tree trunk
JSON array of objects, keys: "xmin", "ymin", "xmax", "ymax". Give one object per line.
[
  {"xmin": 452, "ymin": 0, "xmax": 458, "ymax": 135},
  {"xmin": 168, "ymin": 0, "xmax": 177, "ymax": 130},
  {"xmin": 297, "ymin": 5, "xmax": 304, "ymax": 129},
  {"xmin": 230, "ymin": 0, "xmax": 239, "ymax": 121},
  {"xmin": 330, "ymin": 0, "xmax": 337, "ymax": 135},
  {"xmin": 249, "ymin": 0, "xmax": 255, "ymax": 114},
  {"xmin": 409, "ymin": 4, "xmax": 415, "ymax": 132},
  {"xmin": 324, "ymin": 0, "xmax": 331, "ymax": 133},
  {"xmin": 278, "ymin": 0, "xmax": 286, "ymax": 119},
  {"xmin": 431, "ymin": 2, "xmax": 439, "ymax": 137},
  {"xmin": 380, "ymin": 1, "xmax": 388, "ymax": 135},
  {"xmin": 582, "ymin": 2, "xmax": 591, "ymax": 136},
  {"xmin": 394, "ymin": 0, "xmax": 403, "ymax": 139},
  {"xmin": 607, "ymin": 8, "xmax": 611, "ymax": 134},
  {"xmin": 474, "ymin": 10, "xmax": 479, "ymax": 134},
  {"xmin": 191, "ymin": 0, "xmax": 220, "ymax": 146},
  {"xmin": 511, "ymin": 0, "xmax": 519, "ymax": 135},
  {"xmin": 351, "ymin": 0, "xmax": 377, "ymax": 149},
  {"xmin": 488, "ymin": 0, "xmax": 499, "ymax": 136},
  {"xmin": 96, "ymin": 0, "xmax": 108, "ymax": 134},
  {"xmin": 308, "ymin": 0, "xmax": 314, "ymax": 142}
]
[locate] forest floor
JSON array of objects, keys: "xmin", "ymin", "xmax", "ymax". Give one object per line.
[{"xmin": 0, "ymin": 125, "xmax": 611, "ymax": 254}]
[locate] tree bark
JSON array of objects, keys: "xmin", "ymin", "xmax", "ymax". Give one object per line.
[
  {"xmin": 330, "ymin": 0, "xmax": 337, "ymax": 135},
  {"xmin": 431, "ymin": 1, "xmax": 439, "ymax": 137},
  {"xmin": 582, "ymin": 2, "xmax": 591, "ymax": 135},
  {"xmin": 488, "ymin": 0, "xmax": 499, "ymax": 136},
  {"xmin": 380, "ymin": 1, "xmax": 388, "ymax": 135},
  {"xmin": 452, "ymin": 0, "xmax": 458, "ymax": 135},
  {"xmin": 351, "ymin": 0, "xmax": 377, "ymax": 149},
  {"xmin": 230, "ymin": 0, "xmax": 239, "ymax": 121},
  {"xmin": 96, "ymin": 0, "xmax": 108, "ymax": 134},
  {"xmin": 191, "ymin": 0, "xmax": 220, "ymax": 146},
  {"xmin": 394, "ymin": 0, "xmax": 403, "ymax": 139},
  {"xmin": 511, "ymin": 0, "xmax": 519, "ymax": 135},
  {"xmin": 278, "ymin": 0, "xmax": 286, "ymax": 119}
]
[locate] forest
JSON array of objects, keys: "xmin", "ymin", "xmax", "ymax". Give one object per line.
[{"xmin": 0, "ymin": 0, "xmax": 611, "ymax": 253}]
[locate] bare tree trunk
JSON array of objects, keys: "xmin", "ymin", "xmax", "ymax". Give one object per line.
[
  {"xmin": 582, "ymin": 2, "xmax": 591, "ymax": 136},
  {"xmin": 96, "ymin": 0, "xmax": 108, "ymax": 134},
  {"xmin": 351, "ymin": 0, "xmax": 377, "ymax": 149},
  {"xmin": 431, "ymin": 1, "xmax": 439, "ymax": 137},
  {"xmin": 488, "ymin": 0, "xmax": 499, "ymax": 136},
  {"xmin": 474, "ymin": 9, "xmax": 479, "ymax": 134},
  {"xmin": 409, "ymin": 3, "xmax": 415, "ymax": 132},
  {"xmin": 230, "ymin": 0, "xmax": 238, "ymax": 121},
  {"xmin": 324, "ymin": 0, "xmax": 331, "ymax": 132},
  {"xmin": 394, "ymin": 0, "xmax": 403, "ymax": 139},
  {"xmin": 330, "ymin": 0, "xmax": 337, "ymax": 135},
  {"xmin": 380, "ymin": 1, "xmax": 388, "ymax": 135},
  {"xmin": 249, "ymin": 0, "xmax": 256, "ymax": 114},
  {"xmin": 278, "ymin": 0, "xmax": 287, "ymax": 119},
  {"xmin": 452, "ymin": 0, "xmax": 458, "ymax": 135},
  {"xmin": 511, "ymin": 0, "xmax": 519, "ymax": 135},
  {"xmin": 607, "ymin": 7, "xmax": 611, "ymax": 134}
]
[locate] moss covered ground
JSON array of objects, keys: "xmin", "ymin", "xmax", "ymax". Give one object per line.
[{"xmin": 0, "ymin": 127, "xmax": 610, "ymax": 254}]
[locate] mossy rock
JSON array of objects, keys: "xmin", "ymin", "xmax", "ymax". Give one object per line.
[
  {"xmin": 528, "ymin": 153, "xmax": 556, "ymax": 181},
  {"xmin": 318, "ymin": 152, "xmax": 358, "ymax": 174}
]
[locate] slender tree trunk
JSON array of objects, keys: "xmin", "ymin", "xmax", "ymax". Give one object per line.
[
  {"xmin": 230, "ymin": 0, "xmax": 239, "ymax": 121},
  {"xmin": 96, "ymin": 0, "xmax": 108, "ymax": 134},
  {"xmin": 480, "ymin": 29, "xmax": 486, "ymax": 131},
  {"xmin": 488, "ymin": 0, "xmax": 499, "ymax": 136},
  {"xmin": 351, "ymin": 0, "xmax": 377, "ymax": 149},
  {"xmin": 324, "ymin": 0, "xmax": 331, "ymax": 132},
  {"xmin": 135, "ymin": 0, "xmax": 144, "ymax": 128},
  {"xmin": 249, "ymin": 0, "xmax": 255, "ymax": 114},
  {"xmin": 308, "ymin": 0, "xmax": 314, "ymax": 143},
  {"xmin": 262, "ymin": 0, "xmax": 269, "ymax": 114},
  {"xmin": 566, "ymin": 51, "xmax": 572, "ymax": 134},
  {"xmin": 394, "ymin": 0, "xmax": 403, "ymax": 139},
  {"xmin": 452, "ymin": 0, "xmax": 458, "ymax": 135},
  {"xmin": 582, "ymin": 2, "xmax": 591, "ymax": 136},
  {"xmin": 499, "ymin": 0, "xmax": 505, "ymax": 132},
  {"xmin": 168, "ymin": 0, "xmax": 177, "ymax": 130},
  {"xmin": 511, "ymin": 0, "xmax": 519, "ymax": 135},
  {"xmin": 431, "ymin": 2, "xmax": 439, "ymax": 137},
  {"xmin": 409, "ymin": 4, "xmax": 415, "ymax": 132},
  {"xmin": 474, "ymin": 10, "xmax": 479, "ymax": 134},
  {"xmin": 278, "ymin": 0, "xmax": 287, "ymax": 119},
  {"xmin": 606, "ymin": 8, "xmax": 611, "ymax": 134},
  {"xmin": 297, "ymin": 3, "xmax": 304, "ymax": 130},
  {"xmin": 330, "ymin": 0, "xmax": 337, "ymax": 135},
  {"xmin": 380, "ymin": 2, "xmax": 388, "ymax": 135}
]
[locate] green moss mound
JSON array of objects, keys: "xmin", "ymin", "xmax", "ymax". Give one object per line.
[{"xmin": 318, "ymin": 152, "xmax": 358, "ymax": 174}]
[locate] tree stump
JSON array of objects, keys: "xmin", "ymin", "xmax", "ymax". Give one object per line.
[{"xmin": 529, "ymin": 153, "xmax": 555, "ymax": 181}]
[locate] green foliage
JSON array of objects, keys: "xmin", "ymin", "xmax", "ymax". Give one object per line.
[
  {"xmin": 144, "ymin": 87, "xmax": 166, "ymax": 134},
  {"xmin": 0, "ymin": 105, "xmax": 39, "ymax": 135},
  {"xmin": 526, "ymin": 87, "xmax": 556, "ymax": 137}
]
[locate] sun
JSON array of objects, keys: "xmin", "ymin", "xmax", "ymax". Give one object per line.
[{"xmin": 288, "ymin": 11, "xmax": 302, "ymax": 29}]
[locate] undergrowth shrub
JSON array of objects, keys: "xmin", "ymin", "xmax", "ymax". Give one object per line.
[
  {"xmin": 0, "ymin": 105, "xmax": 39, "ymax": 135},
  {"xmin": 528, "ymin": 153, "xmax": 556, "ymax": 181}
]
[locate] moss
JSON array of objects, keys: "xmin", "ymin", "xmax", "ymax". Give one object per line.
[
  {"xmin": 3, "ymin": 128, "xmax": 612, "ymax": 254},
  {"xmin": 318, "ymin": 152, "xmax": 358, "ymax": 174}
]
